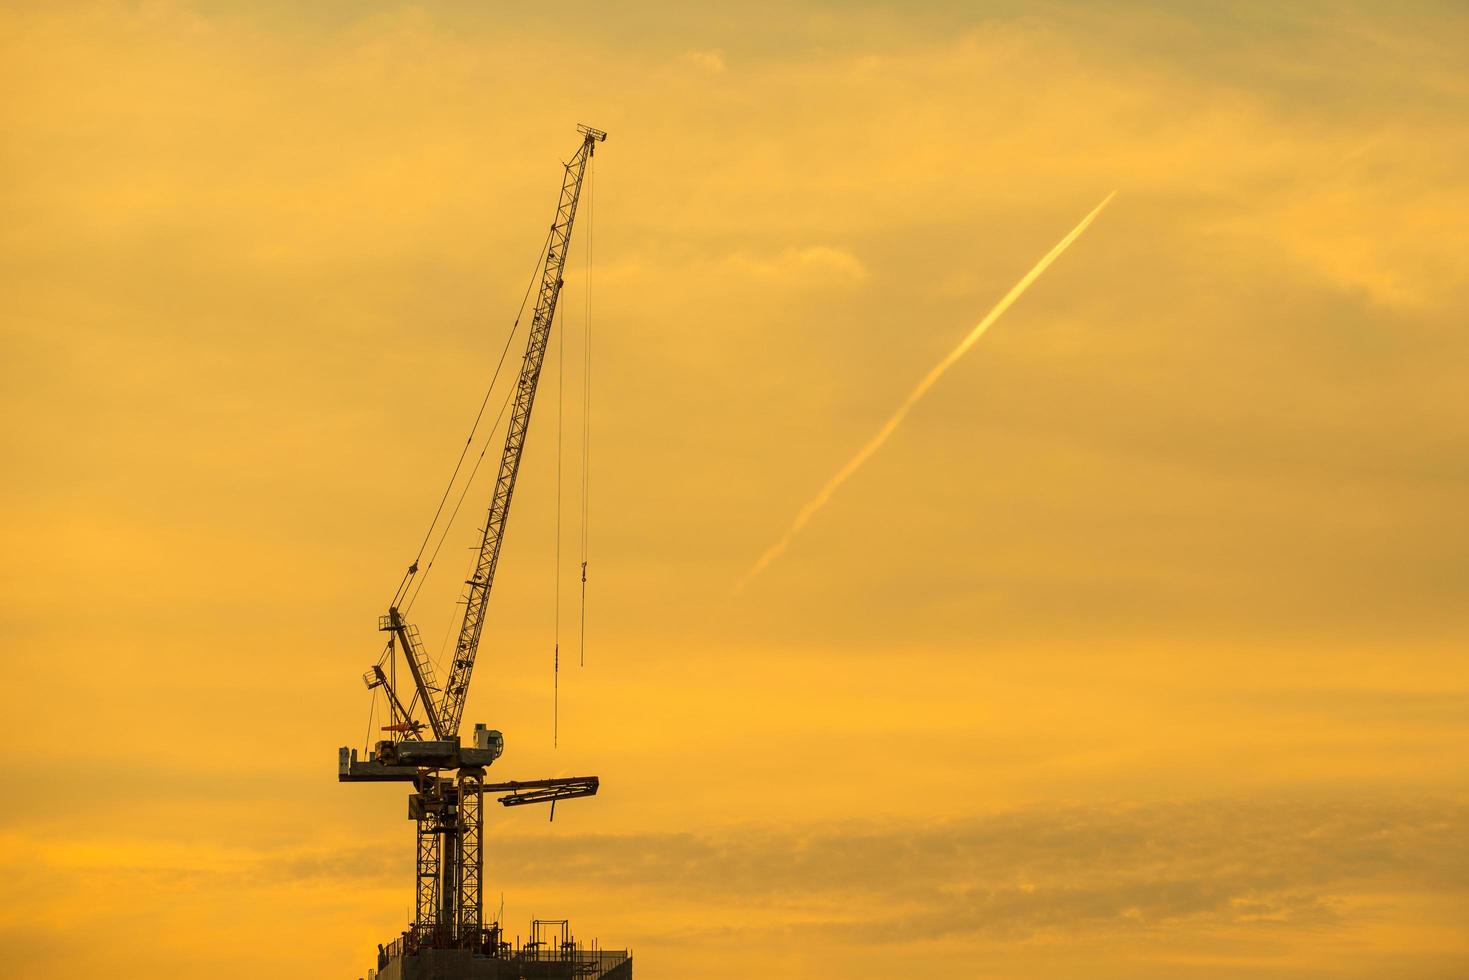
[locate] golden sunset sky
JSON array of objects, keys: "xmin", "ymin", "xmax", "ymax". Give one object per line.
[{"xmin": 3, "ymin": 2, "xmax": 1467, "ymax": 977}]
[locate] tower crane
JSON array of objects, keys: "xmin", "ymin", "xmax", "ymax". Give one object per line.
[{"xmin": 339, "ymin": 123, "xmax": 606, "ymax": 953}]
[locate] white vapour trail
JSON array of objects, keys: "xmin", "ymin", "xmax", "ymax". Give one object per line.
[{"xmin": 734, "ymin": 192, "xmax": 1116, "ymax": 595}]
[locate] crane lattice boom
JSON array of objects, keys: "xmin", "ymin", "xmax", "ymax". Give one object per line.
[{"xmin": 432, "ymin": 124, "xmax": 604, "ymax": 738}]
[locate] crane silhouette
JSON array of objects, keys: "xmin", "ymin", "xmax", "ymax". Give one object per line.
[{"xmin": 339, "ymin": 124, "xmax": 606, "ymax": 952}]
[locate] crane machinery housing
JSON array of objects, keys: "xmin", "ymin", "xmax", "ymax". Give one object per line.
[{"xmin": 339, "ymin": 124, "xmax": 630, "ymax": 980}]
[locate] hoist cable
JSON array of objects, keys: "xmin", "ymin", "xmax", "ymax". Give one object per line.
[
  {"xmin": 553, "ymin": 276, "xmax": 565, "ymax": 749},
  {"xmin": 579, "ymin": 156, "xmax": 594, "ymax": 667},
  {"xmin": 364, "ymin": 690, "xmax": 377, "ymax": 755},
  {"xmin": 404, "ymin": 381, "xmax": 517, "ymax": 616}
]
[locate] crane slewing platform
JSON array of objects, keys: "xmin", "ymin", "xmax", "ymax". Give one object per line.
[{"xmin": 339, "ymin": 124, "xmax": 629, "ymax": 980}]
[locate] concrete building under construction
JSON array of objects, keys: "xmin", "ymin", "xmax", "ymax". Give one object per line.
[{"xmin": 365, "ymin": 919, "xmax": 631, "ymax": 980}]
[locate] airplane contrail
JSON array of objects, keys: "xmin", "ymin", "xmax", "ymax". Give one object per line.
[{"xmin": 734, "ymin": 191, "xmax": 1116, "ymax": 595}]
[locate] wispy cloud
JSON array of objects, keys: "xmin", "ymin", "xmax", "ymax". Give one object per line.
[
  {"xmin": 17, "ymin": 796, "xmax": 1456, "ymax": 943},
  {"xmin": 490, "ymin": 798, "xmax": 1469, "ymax": 923},
  {"xmin": 680, "ymin": 48, "xmax": 727, "ymax": 74},
  {"xmin": 724, "ymin": 244, "xmax": 867, "ymax": 284},
  {"xmin": 4, "ymin": 786, "xmax": 1465, "ymax": 976}
]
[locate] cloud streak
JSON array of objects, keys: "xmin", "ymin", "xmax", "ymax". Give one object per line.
[
  {"xmin": 735, "ymin": 192, "xmax": 1116, "ymax": 593},
  {"xmin": 14, "ymin": 797, "xmax": 1462, "ymax": 913},
  {"xmin": 7, "ymin": 796, "xmax": 1462, "ymax": 975}
]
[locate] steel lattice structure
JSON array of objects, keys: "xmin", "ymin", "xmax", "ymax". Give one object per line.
[
  {"xmin": 456, "ymin": 769, "xmax": 485, "ymax": 940},
  {"xmin": 413, "ymin": 775, "xmax": 444, "ymax": 931}
]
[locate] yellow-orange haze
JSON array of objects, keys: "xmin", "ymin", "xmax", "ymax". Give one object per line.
[
  {"xmin": 2, "ymin": 3, "xmax": 1468, "ymax": 980},
  {"xmin": 737, "ymin": 192, "xmax": 1115, "ymax": 592}
]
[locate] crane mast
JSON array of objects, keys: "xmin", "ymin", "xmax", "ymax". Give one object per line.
[{"xmin": 342, "ymin": 124, "xmax": 606, "ymax": 957}]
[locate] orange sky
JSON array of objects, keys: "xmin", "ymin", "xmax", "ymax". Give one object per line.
[{"xmin": 2, "ymin": 2, "xmax": 1467, "ymax": 977}]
